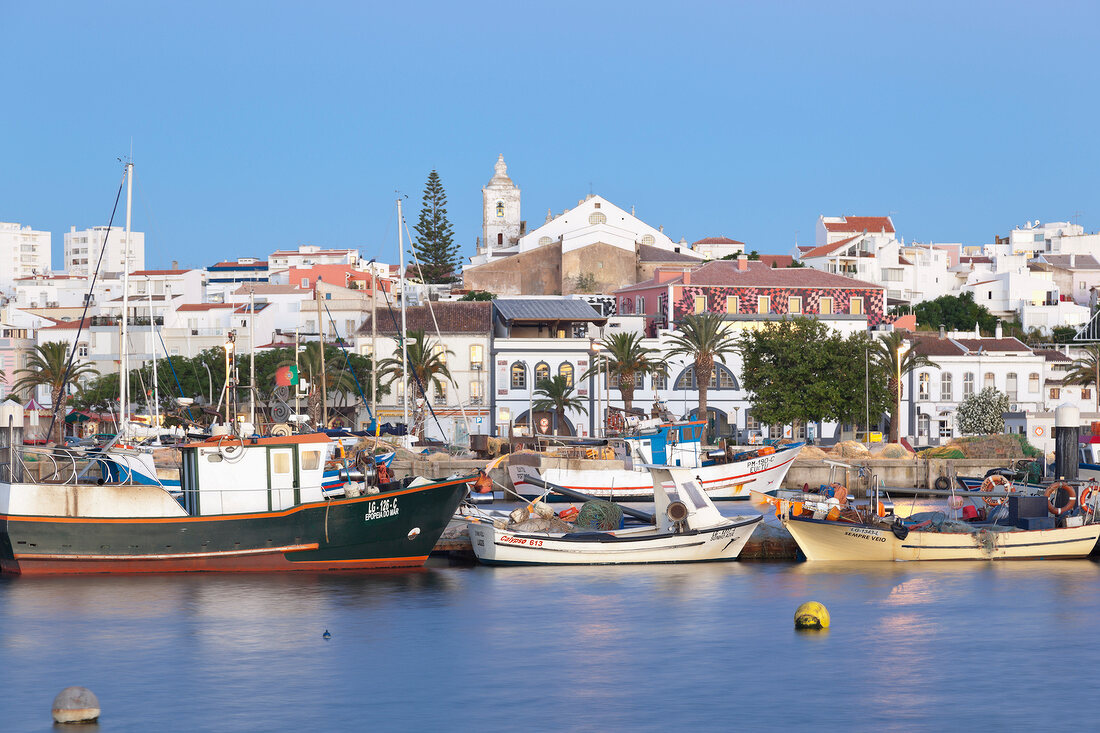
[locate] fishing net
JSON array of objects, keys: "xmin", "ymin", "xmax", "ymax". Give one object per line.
[{"xmin": 574, "ymin": 500, "xmax": 624, "ymax": 531}]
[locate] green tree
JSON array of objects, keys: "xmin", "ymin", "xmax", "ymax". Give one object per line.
[
  {"xmin": 583, "ymin": 332, "xmax": 665, "ymax": 413},
  {"xmin": 532, "ymin": 375, "xmax": 588, "ymax": 435},
  {"xmin": 377, "ymin": 330, "xmax": 454, "ymax": 438},
  {"xmin": 957, "ymin": 387, "xmax": 1010, "ymax": 435},
  {"xmin": 12, "ymin": 342, "xmax": 99, "ymax": 443},
  {"xmin": 411, "ymin": 170, "xmax": 459, "ymax": 283},
  {"xmin": 459, "ymin": 290, "xmax": 496, "ymax": 301},
  {"xmin": 664, "ymin": 313, "xmax": 739, "ymax": 443},
  {"xmin": 910, "ymin": 292, "xmax": 998, "ymax": 333},
  {"xmin": 873, "ymin": 332, "xmax": 939, "ymax": 443},
  {"xmin": 1065, "ymin": 344, "xmax": 1100, "ymax": 412}
]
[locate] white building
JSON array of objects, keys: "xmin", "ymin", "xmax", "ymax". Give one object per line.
[
  {"xmin": 692, "ymin": 236, "xmax": 745, "ymax": 259},
  {"xmin": 480, "ymin": 154, "xmax": 522, "ymax": 254},
  {"xmin": 0, "ymin": 222, "xmax": 52, "ymax": 290},
  {"xmin": 268, "ymin": 245, "xmax": 360, "ymax": 271},
  {"xmin": 65, "ymin": 225, "xmax": 144, "ymax": 276}
]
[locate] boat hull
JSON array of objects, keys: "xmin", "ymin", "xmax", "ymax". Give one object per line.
[
  {"xmin": 783, "ymin": 516, "xmax": 1100, "ymax": 561},
  {"xmin": 510, "ymin": 446, "xmax": 801, "ymax": 502},
  {"xmin": 466, "ymin": 515, "xmax": 761, "ymax": 566},
  {"xmin": 0, "ymin": 477, "xmax": 470, "ymax": 575}
]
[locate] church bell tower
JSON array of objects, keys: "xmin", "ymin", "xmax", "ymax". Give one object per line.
[{"xmin": 482, "ymin": 154, "xmax": 521, "ymax": 253}]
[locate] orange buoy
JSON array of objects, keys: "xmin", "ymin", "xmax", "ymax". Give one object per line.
[
  {"xmin": 1045, "ymin": 481, "xmax": 1076, "ymax": 516},
  {"xmin": 979, "ymin": 474, "xmax": 1013, "ymax": 506}
]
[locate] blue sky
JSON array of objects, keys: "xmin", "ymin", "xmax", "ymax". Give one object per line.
[{"xmin": 2, "ymin": 1, "xmax": 1097, "ymax": 271}]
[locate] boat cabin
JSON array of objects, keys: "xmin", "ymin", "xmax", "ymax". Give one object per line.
[
  {"xmin": 179, "ymin": 434, "xmax": 331, "ymax": 515},
  {"xmin": 625, "ymin": 421, "xmax": 704, "ymax": 468}
]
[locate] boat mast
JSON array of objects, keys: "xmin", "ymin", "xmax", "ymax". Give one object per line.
[
  {"xmin": 316, "ymin": 283, "xmax": 327, "ymax": 428},
  {"xmin": 397, "ymin": 197, "xmax": 408, "ymax": 437},
  {"xmin": 147, "ymin": 278, "xmax": 159, "ymax": 439},
  {"xmin": 119, "ymin": 161, "xmax": 133, "ymax": 440},
  {"xmin": 249, "ymin": 286, "xmax": 256, "ymax": 427},
  {"xmin": 371, "ymin": 264, "xmax": 377, "ymax": 436}
]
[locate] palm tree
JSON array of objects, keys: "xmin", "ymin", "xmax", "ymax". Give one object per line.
[
  {"xmin": 873, "ymin": 331, "xmax": 938, "ymax": 443},
  {"xmin": 1066, "ymin": 344, "xmax": 1100, "ymax": 412},
  {"xmin": 278, "ymin": 342, "xmax": 360, "ymax": 427},
  {"xmin": 582, "ymin": 332, "xmax": 665, "ymax": 413},
  {"xmin": 12, "ymin": 342, "xmax": 99, "ymax": 443},
  {"xmin": 377, "ymin": 330, "xmax": 454, "ymax": 438},
  {"xmin": 532, "ymin": 375, "xmax": 587, "ymax": 435},
  {"xmin": 664, "ymin": 313, "xmax": 739, "ymax": 443}
]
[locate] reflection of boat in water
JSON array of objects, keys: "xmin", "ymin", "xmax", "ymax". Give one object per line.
[
  {"xmin": 509, "ymin": 419, "xmax": 802, "ymax": 502},
  {"xmin": 1, "ymin": 434, "xmax": 470, "ymax": 575},
  {"xmin": 466, "ymin": 467, "xmax": 761, "ymax": 566}
]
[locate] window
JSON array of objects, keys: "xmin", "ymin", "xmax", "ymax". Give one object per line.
[
  {"xmin": 272, "ymin": 452, "xmax": 291, "ymax": 474},
  {"xmin": 558, "ymin": 362, "xmax": 574, "ymax": 387},
  {"xmin": 788, "ymin": 296, "xmax": 802, "ymax": 314},
  {"xmin": 636, "ymin": 296, "xmax": 645, "ymax": 315},
  {"xmin": 496, "ymin": 201, "xmax": 504, "ymax": 217},
  {"xmin": 941, "ymin": 373, "xmax": 953, "ymax": 401},
  {"xmin": 939, "ymin": 420, "xmax": 952, "ymax": 439},
  {"xmin": 470, "ymin": 344, "xmax": 484, "ymax": 369},
  {"xmin": 640, "ymin": 234, "xmax": 655, "ymax": 246},
  {"xmin": 588, "ymin": 212, "xmax": 607, "ymax": 225},
  {"xmin": 674, "ymin": 365, "xmax": 738, "ymax": 390},
  {"xmin": 609, "ymin": 372, "xmax": 620, "ymax": 389},
  {"xmin": 694, "ymin": 295, "xmax": 707, "ymax": 314},
  {"xmin": 918, "ymin": 413, "xmax": 930, "ymax": 437},
  {"xmin": 1029, "ymin": 373, "xmax": 1040, "ymax": 393},
  {"xmin": 918, "ymin": 372, "xmax": 930, "ymax": 400},
  {"xmin": 1006, "ymin": 372, "xmax": 1018, "ymax": 401},
  {"xmin": 745, "ymin": 410, "xmax": 760, "ymax": 431},
  {"xmin": 1085, "ymin": 388, "xmax": 1093, "ymax": 401},
  {"xmin": 511, "ymin": 362, "xmax": 526, "ymax": 390},
  {"xmin": 726, "ymin": 296, "xmax": 739, "ymax": 314},
  {"xmin": 301, "ymin": 450, "xmax": 322, "ymax": 471},
  {"xmin": 963, "ymin": 372, "xmax": 975, "ymax": 397},
  {"xmin": 652, "ymin": 371, "xmax": 667, "ymax": 390},
  {"xmin": 434, "ymin": 344, "xmax": 447, "ymax": 365},
  {"xmin": 470, "ymin": 381, "xmax": 483, "ymax": 405},
  {"xmin": 535, "ymin": 362, "xmax": 550, "ymax": 384},
  {"xmin": 301, "ymin": 278, "xmax": 309, "ymax": 288},
  {"xmin": 1050, "ymin": 387, "xmax": 1061, "ymax": 400},
  {"xmin": 819, "ymin": 296, "xmax": 833, "ymax": 315},
  {"xmin": 984, "ymin": 372, "xmax": 995, "ymax": 390},
  {"xmin": 77, "ymin": 342, "xmax": 88, "ymax": 357},
  {"xmin": 757, "ymin": 295, "xmax": 770, "ymax": 314},
  {"xmin": 849, "ymin": 297, "xmax": 864, "ymax": 315},
  {"xmin": 434, "ymin": 381, "xmax": 447, "ymax": 405}
]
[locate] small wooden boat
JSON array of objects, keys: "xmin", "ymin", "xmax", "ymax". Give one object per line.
[{"xmin": 466, "ymin": 467, "xmax": 762, "ymax": 566}]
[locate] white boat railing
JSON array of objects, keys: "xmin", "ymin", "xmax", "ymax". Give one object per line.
[{"xmin": 0, "ymin": 445, "xmax": 143, "ymax": 486}]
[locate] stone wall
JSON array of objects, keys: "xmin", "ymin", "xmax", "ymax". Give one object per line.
[
  {"xmin": 561, "ymin": 242, "xmax": 636, "ymax": 295},
  {"xmin": 463, "ymin": 243, "xmax": 562, "ymax": 296}
]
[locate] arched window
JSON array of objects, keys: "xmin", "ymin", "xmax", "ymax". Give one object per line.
[
  {"xmin": 1029, "ymin": 372, "xmax": 1040, "ymax": 393},
  {"xmin": 940, "ymin": 373, "xmax": 953, "ymax": 401},
  {"xmin": 918, "ymin": 372, "xmax": 931, "ymax": 400},
  {"xmin": 558, "ymin": 362, "xmax": 574, "ymax": 388},
  {"xmin": 963, "ymin": 372, "xmax": 975, "ymax": 397},
  {"xmin": 984, "ymin": 372, "xmax": 995, "ymax": 390},
  {"xmin": 1006, "ymin": 372, "xmax": 1018, "ymax": 400},
  {"xmin": 918, "ymin": 413, "xmax": 930, "ymax": 437},
  {"xmin": 673, "ymin": 365, "xmax": 739, "ymax": 391},
  {"xmin": 534, "ymin": 361, "xmax": 550, "ymax": 385},
  {"xmin": 589, "ymin": 211, "xmax": 607, "ymax": 225},
  {"xmin": 510, "ymin": 362, "xmax": 527, "ymax": 390}
]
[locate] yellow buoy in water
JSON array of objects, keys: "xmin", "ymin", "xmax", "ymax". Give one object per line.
[{"xmin": 794, "ymin": 601, "xmax": 830, "ymax": 630}]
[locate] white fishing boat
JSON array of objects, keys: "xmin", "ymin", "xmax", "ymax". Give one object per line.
[
  {"xmin": 780, "ymin": 497, "xmax": 1100, "ymax": 562},
  {"xmin": 508, "ymin": 419, "xmax": 803, "ymax": 502},
  {"xmin": 465, "ymin": 466, "xmax": 762, "ymax": 566}
]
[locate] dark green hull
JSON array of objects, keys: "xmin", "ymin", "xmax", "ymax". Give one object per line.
[{"xmin": 0, "ymin": 477, "xmax": 470, "ymax": 575}]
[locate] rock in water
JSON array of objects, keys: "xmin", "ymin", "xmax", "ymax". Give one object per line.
[{"xmin": 52, "ymin": 686, "xmax": 100, "ymax": 724}]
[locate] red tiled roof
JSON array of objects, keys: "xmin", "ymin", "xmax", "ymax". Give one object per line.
[
  {"xmin": 1033, "ymin": 348, "xmax": 1073, "ymax": 363},
  {"xmin": 823, "ymin": 216, "xmax": 895, "ymax": 234},
  {"xmin": 800, "ymin": 234, "xmax": 861, "ymax": 259},
  {"xmin": 42, "ymin": 318, "xmax": 93, "ymax": 330},
  {"xmin": 757, "ymin": 254, "xmax": 794, "ymax": 268},
  {"xmin": 357, "ymin": 302, "xmax": 492, "ymax": 335},
  {"xmin": 177, "ymin": 303, "xmax": 236, "ymax": 311},
  {"xmin": 909, "ymin": 334, "xmax": 967, "ymax": 357},
  {"xmin": 693, "ymin": 236, "xmax": 744, "ymax": 245},
  {"xmin": 954, "ymin": 337, "xmax": 1031, "ymax": 353},
  {"xmin": 638, "ymin": 244, "xmax": 703, "ymax": 263}
]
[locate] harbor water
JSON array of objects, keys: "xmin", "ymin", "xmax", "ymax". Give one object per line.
[{"xmin": 2, "ymin": 557, "xmax": 1099, "ymax": 732}]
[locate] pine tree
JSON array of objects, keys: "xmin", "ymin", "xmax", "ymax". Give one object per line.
[{"xmin": 411, "ymin": 170, "xmax": 459, "ymax": 283}]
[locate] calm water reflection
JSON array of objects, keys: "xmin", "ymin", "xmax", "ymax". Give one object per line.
[{"xmin": 2, "ymin": 560, "xmax": 1098, "ymax": 732}]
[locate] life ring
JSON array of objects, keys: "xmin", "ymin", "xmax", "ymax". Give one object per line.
[
  {"xmin": 934, "ymin": 476, "xmax": 950, "ymax": 491},
  {"xmin": 1079, "ymin": 482, "xmax": 1100, "ymax": 517},
  {"xmin": 376, "ymin": 463, "xmax": 391, "ymax": 485},
  {"xmin": 1034, "ymin": 426, "xmax": 1044, "ymax": 437},
  {"xmin": 979, "ymin": 474, "xmax": 1013, "ymax": 506},
  {"xmin": 1045, "ymin": 481, "xmax": 1076, "ymax": 516}
]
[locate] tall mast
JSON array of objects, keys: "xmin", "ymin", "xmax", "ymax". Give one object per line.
[
  {"xmin": 316, "ymin": 282, "xmax": 327, "ymax": 428},
  {"xmin": 119, "ymin": 161, "xmax": 133, "ymax": 439},
  {"xmin": 397, "ymin": 197, "xmax": 408, "ymax": 437},
  {"xmin": 371, "ymin": 267, "xmax": 377, "ymax": 435},
  {"xmin": 249, "ymin": 286, "xmax": 256, "ymax": 427},
  {"xmin": 148, "ymin": 279, "xmax": 159, "ymax": 439}
]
